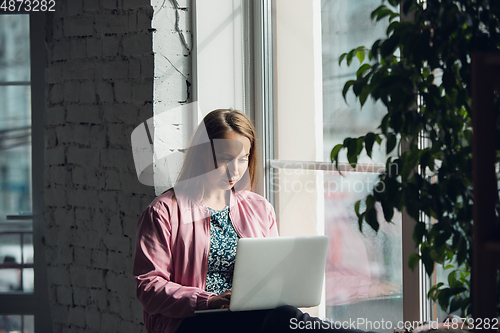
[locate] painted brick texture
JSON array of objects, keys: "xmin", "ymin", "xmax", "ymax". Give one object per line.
[{"xmin": 43, "ymin": 0, "xmax": 191, "ymax": 332}]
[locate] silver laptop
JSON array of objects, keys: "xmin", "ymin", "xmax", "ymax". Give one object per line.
[{"xmin": 195, "ymin": 235, "xmax": 329, "ymax": 313}]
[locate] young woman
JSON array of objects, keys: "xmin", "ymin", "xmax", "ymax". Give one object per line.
[{"xmin": 133, "ymin": 109, "xmax": 371, "ymax": 333}]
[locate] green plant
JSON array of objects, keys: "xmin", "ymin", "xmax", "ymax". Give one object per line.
[{"xmin": 331, "ymin": 0, "xmax": 500, "ymax": 316}]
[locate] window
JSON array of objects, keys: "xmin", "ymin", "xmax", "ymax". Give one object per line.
[
  {"xmin": 193, "ymin": 0, "xmax": 253, "ymax": 116},
  {"xmin": 259, "ymin": 0, "xmax": 429, "ymax": 330},
  {"xmin": 259, "ymin": 0, "xmax": 473, "ymax": 327},
  {"xmin": 188, "ymin": 0, "xmax": 437, "ymax": 329},
  {"xmin": 0, "ymin": 14, "xmax": 35, "ymax": 333},
  {"xmin": 155, "ymin": 0, "xmax": 450, "ymax": 328},
  {"xmin": 0, "ymin": 13, "xmax": 51, "ymax": 332}
]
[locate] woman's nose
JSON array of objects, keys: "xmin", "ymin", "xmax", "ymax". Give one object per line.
[{"xmin": 227, "ymin": 160, "xmax": 239, "ymax": 177}]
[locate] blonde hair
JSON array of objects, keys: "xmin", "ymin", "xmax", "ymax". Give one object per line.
[{"xmin": 174, "ymin": 109, "xmax": 258, "ymax": 197}]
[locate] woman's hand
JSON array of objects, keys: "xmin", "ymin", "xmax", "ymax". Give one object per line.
[{"xmin": 207, "ymin": 290, "xmax": 231, "ymax": 309}]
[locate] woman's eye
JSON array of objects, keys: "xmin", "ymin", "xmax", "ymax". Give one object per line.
[{"xmin": 216, "ymin": 156, "xmax": 247, "ymax": 163}]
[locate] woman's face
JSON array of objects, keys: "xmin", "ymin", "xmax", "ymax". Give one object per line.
[{"xmin": 205, "ymin": 131, "xmax": 251, "ymax": 191}]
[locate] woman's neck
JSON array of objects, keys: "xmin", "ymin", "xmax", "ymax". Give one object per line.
[{"xmin": 203, "ymin": 189, "xmax": 230, "ymax": 210}]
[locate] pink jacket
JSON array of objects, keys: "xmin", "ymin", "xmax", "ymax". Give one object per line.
[{"xmin": 133, "ymin": 189, "xmax": 278, "ymax": 333}]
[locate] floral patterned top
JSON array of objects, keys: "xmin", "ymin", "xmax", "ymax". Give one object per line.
[{"xmin": 205, "ymin": 205, "xmax": 240, "ymax": 294}]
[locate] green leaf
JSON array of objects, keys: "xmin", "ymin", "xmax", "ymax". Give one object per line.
[
  {"xmin": 366, "ymin": 195, "xmax": 375, "ymax": 209},
  {"xmin": 364, "ymin": 132, "xmax": 376, "ymax": 158},
  {"xmin": 437, "ymin": 288, "xmax": 451, "ymax": 311},
  {"xmin": 388, "ymin": 12, "xmax": 399, "ymax": 22},
  {"xmin": 380, "ymin": 34, "xmax": 400, "ymax": 57},
  {"xmin": 380, "ymin": 114, "xmax": 390, "ymax": 135},
  {"xmin": 386, "ymin": 21, "xmax": 400, "ymax": 35},
  {"xmin": 370, "ymin": 5, "xmax": 385, "ymax": 20},
  {"xmin": 371, "ymin": 5, "xmax": 396, "ymax": 22},
  {"xmin": 359, "ymin": 89, "xmax": 369, "ymax": 107},
  {"xmin": 428, "ymin": 282, "xmax": 444, "ymax": 301},
  {"xmin": 330, "ymin": 143, "xmax": 343, "ymax": 174},
  {"xmin": 420, "ymin": 149, "xmax": 431, "ymax": 171},
  {"xmin": 435, "ymin": 231, "xmax": 450, "ymax": 248},
  {"xmin": 347, "ymin": 139, "xmax": 358, "ymax": 167},
  {"xmin": 354, "ymin": 200, "xmax": 361, "ymax": 217},
  {"xmin": 342, "ymin": 80, "xmax": 355, "ymax": 101},
  {"xmin": 346, "ymin": 49, "xmax": 356, "ymax": 66},
  {"xmin": 365, "ymin": 206, "xmax": 379, "ymax": 232},
  {"xmin": 356, "ymin": 137, "xmax": 364, "ymax": 155},
  {"xmin": 430, "ymin": 248, "xmax": 445, "ymax": 265},
  {"xmin": 408, "ymin": 253, "xmax": 420, "ymax": 270},
  {"xmin": 371, "ymin": 39, "xmax": 381, "ymax": 59},
  {"xmin": 381, "ymin": 200, "xmax": 394, "ymax": 222},
  {"xmin": 356, "ymin": 48, "xmax": 366, "ymax": 63},
  {"xmin": 449, "ymin": 296, "xmax": 462, "ymax": 313},
  {"xmin": 413, "ymin": 222, "xmax": 426, "ymax": 244},
  {"xmin": 330, "ymin": 144, "xmax": 343, "ymax": 162},
  {"xmin": 339, "ymin": 53, "xmax": 347, "ymax": 66},
  {"xmin": 357, "ymin": 212, "xmax": 365, "ymax": 232},
  {"xmin": 386, "ymin": 133, "xmax": 397, "ymax": 154},
  {"xmin": 461, "ymin": 297, "xmax": 471, "ymax": 315},
  {"xmin": 356, "ymin": 63, "xmax": 371, "ymax": 77},
  {"xmin": 421, "ymin": 245, "xmax": 434, "ymax": 275},
  {"xmin": 449, "ymin": 286, "xmax": 467, "ymax": 296},
  {"xmin": 352, "ymin": 78, "xmax": 364, "ymax": 96},
  {"xmin": 448, "ymin": 270, "xmax": 458, "ymax": 288}
]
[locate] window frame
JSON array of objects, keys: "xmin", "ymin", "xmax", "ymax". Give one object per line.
[{"xmin": 251, "ymin": 0, "xmax": 275, "ymax": 203}]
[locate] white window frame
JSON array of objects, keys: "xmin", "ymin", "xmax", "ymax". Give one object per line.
[{"xmin": 193, "ymin": 0, "xmax": 254, "ymax": 120}]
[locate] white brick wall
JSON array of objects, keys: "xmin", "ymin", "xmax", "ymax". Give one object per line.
[{"xmin": 44, "ymin": 0, "xmax": 191, "ymax": 332}]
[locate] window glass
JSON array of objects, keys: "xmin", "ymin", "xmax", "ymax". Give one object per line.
[
  {"xmin": 323, "ymin": 172, "xmax": 402, "ymax": 329},
  {"xmin": 321, "ymin": 2, "xmax": 402, "ymax": 328},
  {"xmin": 272, "ymin": 1, "xmax": 402, "ymax": 330},
  {"xmin": 0, "ymin": 15, "xmax": 30, "ymax": 82},
  {"xmin": 0, "ymin": 314, "xmax": 34, "ymax": 333},
  {"xmin": 0, "ymin": 14, "xmax": 33, "ymax": 296},
  {"xmin": 322, "ymin": 0, "xmax": 388, "ymax": 164}
]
